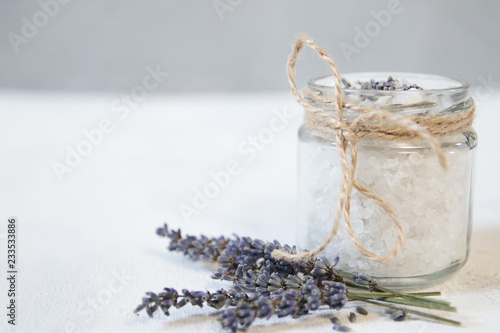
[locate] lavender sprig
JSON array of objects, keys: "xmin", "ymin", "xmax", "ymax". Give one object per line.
[
  {"xmin": 135, "ymin": 280, "xmax": 347, "ymax": 332},
  {"xmin": 137, "ymin": 224, "xmax": 461, "ymax": 331}
]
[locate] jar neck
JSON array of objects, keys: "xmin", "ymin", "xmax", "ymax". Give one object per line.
[{"xmin": 306, "ymin": 72, "xmax": 472, "ymax": 121}]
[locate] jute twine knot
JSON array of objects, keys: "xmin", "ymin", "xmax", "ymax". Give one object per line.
[{"xmin": 271, "ymin": 35, "xmax": 475, "ymax": 263}]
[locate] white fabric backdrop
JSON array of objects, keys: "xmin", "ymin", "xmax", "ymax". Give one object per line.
[{"xmin": 0, "ymin": 89, "xmax": 498, "ymax": 332}]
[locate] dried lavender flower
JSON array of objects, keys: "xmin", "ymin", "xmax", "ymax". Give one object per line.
[
  {"xmin": 136, "ymin": 223, "xmax": 461, "ymax": 331},
  {"xmin": 333, "ymin": 325, "xmax": 352, "ymax": 332},
  {"xmin": 390, "ymin": 310, "xmax": 407, "ymax": 321},
  {"xmin": 342, "ymin": 76, "xmax": 423, "ymax": 91},
  {"xmin": 330, "ymin": 316, "xmax": 341, "ymax": 325},
  {"xmin": 356, "ymin": 306, "xmax": 368, "ymax": 315}
]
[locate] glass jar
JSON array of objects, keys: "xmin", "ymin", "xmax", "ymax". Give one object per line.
[{"xmin": 297, "ymin": 72, "xmax": 477, "ymax": 289}]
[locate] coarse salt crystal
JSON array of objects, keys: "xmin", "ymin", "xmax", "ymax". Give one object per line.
[{"xmin": 298, "ymin": 141, "xmax": 473, "ymax": 277}]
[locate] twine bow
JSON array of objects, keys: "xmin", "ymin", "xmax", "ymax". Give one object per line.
[{"xmin": 271, "ymin": 35, "xmax": 475, "ymax": 263}]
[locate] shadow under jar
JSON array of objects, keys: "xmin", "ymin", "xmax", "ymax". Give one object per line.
[{"xmin": 297, "ymin": 72, "xmax": 477, "ymax": 290}]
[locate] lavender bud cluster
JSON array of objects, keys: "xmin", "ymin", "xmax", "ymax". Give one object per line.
[
  {"xmin": 137, "ymin": 224, "xmax": 457, "ymax": 331},
  {"xmin": 342, "ymin": 76, "xmax": 423, "ymax": 91},
  {"xmin": 137, "ymin": 224, "xmax": 351, "ymax": 332}
]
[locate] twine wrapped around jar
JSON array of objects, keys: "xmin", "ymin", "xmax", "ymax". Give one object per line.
[{"xmin": 271, "ymin": 35, "xmax": 475, "ymax": 263}]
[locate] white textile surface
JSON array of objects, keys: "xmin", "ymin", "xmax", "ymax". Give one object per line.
[{"xmin": 0, "ymin": 90, "xmax": 499, "ymax": 332}]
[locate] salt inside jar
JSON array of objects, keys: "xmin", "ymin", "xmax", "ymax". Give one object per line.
[{"xmin": 296, "ymin": 72, "xmax": 477, "ymax": 289}]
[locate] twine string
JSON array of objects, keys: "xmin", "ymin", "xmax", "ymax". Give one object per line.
[{"xmin": 271, "ymin": 34, "xmax": 475, "ymax": 263}]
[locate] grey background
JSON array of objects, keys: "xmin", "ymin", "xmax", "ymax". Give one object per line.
[{"xmin": 1, "ymin": 0, "xmax": 498, "ymax": 92}]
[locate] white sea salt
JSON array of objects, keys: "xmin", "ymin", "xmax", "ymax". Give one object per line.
[{"xmin": 297, "ymin": 140, "xmax": 473, "ymax": 277}]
